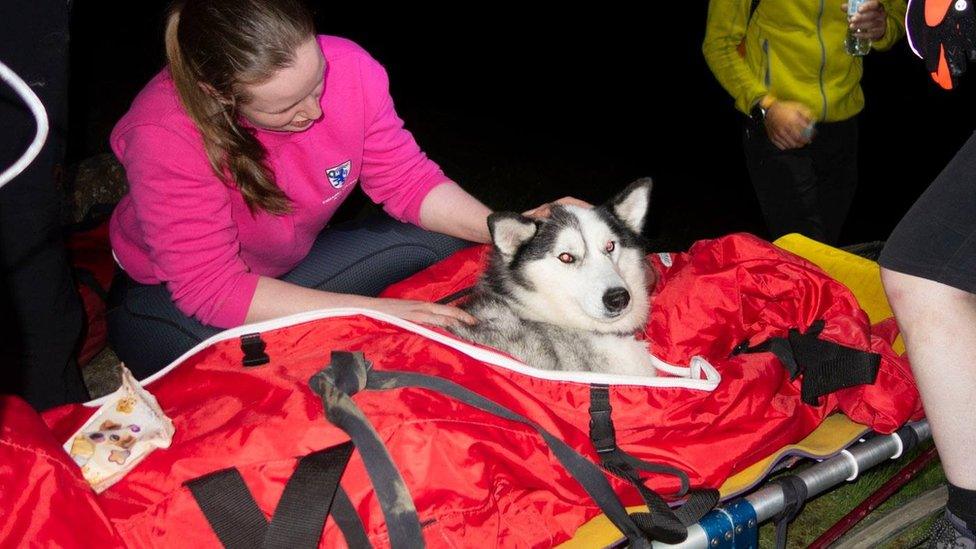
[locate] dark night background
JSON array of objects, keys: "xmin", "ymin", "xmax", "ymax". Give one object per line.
[{"xmin": 68, "ymin": 2, "xmax": 976, "ymax": 250}]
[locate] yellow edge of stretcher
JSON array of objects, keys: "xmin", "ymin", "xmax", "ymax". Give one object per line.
[{"xmin": 561, "ymin": 234, "xmax": 904, "ymax": 548}]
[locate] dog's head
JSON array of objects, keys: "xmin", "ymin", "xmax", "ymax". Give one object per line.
[{"xmin": 485, "ymin": 178, "xmax": 653, "ymax": 334}]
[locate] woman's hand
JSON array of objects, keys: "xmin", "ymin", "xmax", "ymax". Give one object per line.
[
  {"xmin": 363, "ymin": 297, "xmax": 478, "ymax": 328},
  {"xmin": 523, "ymin": 196, "xmax": 593, "ymax": 219}
]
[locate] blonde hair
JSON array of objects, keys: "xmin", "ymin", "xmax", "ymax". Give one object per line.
[{"xmin": 164, "ymin": 0, "xmax": 315, "ymax": 214}]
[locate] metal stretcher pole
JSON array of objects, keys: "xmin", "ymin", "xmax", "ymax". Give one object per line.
[
  {"xmin": 808, "ymin": 444, "xmax": 940, "ymax": 548},
  {"xmin": 653, "ymin": 420, "xmax": 931, "ymax": 549}
]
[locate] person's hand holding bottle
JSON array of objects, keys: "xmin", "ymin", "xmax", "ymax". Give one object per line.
[
  {"xmin": 843, "ymin": 0, "xmax": 889, "ymax": 42},
  {"xmin": 763, "ymin": 98, "xmax": 815, "ymax": 150}
]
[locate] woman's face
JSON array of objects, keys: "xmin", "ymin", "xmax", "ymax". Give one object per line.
[{"xmin": 237, "ymin": 39, "xmax": 325, "ymax": 132}]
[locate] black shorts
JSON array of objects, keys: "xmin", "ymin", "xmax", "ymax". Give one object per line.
[{"xmin": 878, "ymin": 131, "xmax": 976, "ymax": 294}]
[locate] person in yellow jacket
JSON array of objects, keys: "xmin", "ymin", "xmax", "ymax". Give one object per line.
[{"xmin": 703, "ymin": 0, "xmax": 906, "ymax": 244}]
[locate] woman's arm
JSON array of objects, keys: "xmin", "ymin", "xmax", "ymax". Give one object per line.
[
  {"xmin": 417, "ymin": 181, "xmax": 492, "ymax": 243},
  {"xmin": 245, "ymin": 276, "xmax": 478, "ymax": 326},
  {"xmin": 114, "ymin": 124, "xmax": 264, "ymax": 329}
]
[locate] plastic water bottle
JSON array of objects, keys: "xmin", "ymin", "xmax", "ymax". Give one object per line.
[{"xmin": 846, "ymin": 0, "xmax": 872, "ymax": 56}]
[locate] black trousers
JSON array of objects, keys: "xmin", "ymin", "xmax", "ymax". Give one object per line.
[
  {"xmin": 742, "ymin": 117, "xmax": 859, "ymax": 245},
  {"xmin": 879, "ymin": 130, "xmax": 976, "ymax": 295},
  {"xmin": 0, "ymin": 0, "xmax": 89, "ymax": 409}
]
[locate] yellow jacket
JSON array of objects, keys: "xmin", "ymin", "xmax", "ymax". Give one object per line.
[{"xmin": 703, "ymin": 0, "xmax": 906, "ymax": 122}]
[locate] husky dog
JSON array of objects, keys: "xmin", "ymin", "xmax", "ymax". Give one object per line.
[{"xmin": 450, "ymin": 179, "xmax": 656, "ymax": 376}]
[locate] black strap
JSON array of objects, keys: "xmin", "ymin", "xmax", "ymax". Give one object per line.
[
  {"xmin": 264, "ymin": 442, "xmax": 354, "ymax": 549},
  {"xmin": 771, "ymin": 475, "xmax": 808, "ymax": 549},
  {"xmin": 618, "ymin": 476, "xmax": 698, "ymax": 544},
  {"xmin": 732, "ymin": 319, "xmax": 881, "ymax": 405},
  {"xmin": 240, "ymin": 333, "xmax": 271, "ymax": 367},
  {"xmin": 309, "ymin": 352, "xmax": 426, "ymax": 549},
  {"xmin": 332, "ymin": 486, "xmax": 373, "ymax": 549},
  {"xmin": 896, "ymin": 424, "xmax": 920, "ymax": 453},
  {"xmin": 185, "ymin": 442, "xmax": 354, "ymax": 549},
  {"xmin": 589, "ymin": 385, "xmax": 691, "ymax": 496},
  {"xmin": 588, "ymin": 385, "xmax": 718, "ymax": 542},
  {"xmin": 309, "ymin": 352, "xmax": 655, "ymax": 548},
  {"xmin": 434, "ymin": 286, "xmax": 474, "ymax": 305},
  {"xmin": 186, "ymin": 468, "xmax": 267, "ymax": 549},
  {"xmin": 673, "ymin": 489, "xmax": 720, "ymax": 526},
  {"xmin": 74, "ymin": 267, "xmax": 110, "ymax": 301}
]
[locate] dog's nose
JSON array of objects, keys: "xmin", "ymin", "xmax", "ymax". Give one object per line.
[{"xmin": 603, "ymin": 287, "xmax": 630, "ymax": 312}]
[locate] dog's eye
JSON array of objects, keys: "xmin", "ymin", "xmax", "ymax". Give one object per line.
[
  {"xmin": 558, "ymin": 252, "xmax": 575, "ymax": 264},
  {"xmin": 605, "ymin": 241, "xmax": 616, "ymax": 253}
]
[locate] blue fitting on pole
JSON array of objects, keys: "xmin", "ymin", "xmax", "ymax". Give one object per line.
[{"xmin": 698, "ymin": 499, "xmax": 758, "ymax": 549}]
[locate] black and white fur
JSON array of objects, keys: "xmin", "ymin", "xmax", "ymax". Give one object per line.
[{"xmin": 450, "ymin": 179, "xmax": 656, "ymax": 376}]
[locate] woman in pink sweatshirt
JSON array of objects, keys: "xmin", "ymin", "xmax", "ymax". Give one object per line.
[{"xmin": 107, "ymin": 0, "xmax": 510, "ymax": 377}]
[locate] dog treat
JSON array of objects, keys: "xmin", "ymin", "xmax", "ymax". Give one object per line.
[{"xmin": 64, "ymin": 367, "xmax": 175, "ymax": 493}]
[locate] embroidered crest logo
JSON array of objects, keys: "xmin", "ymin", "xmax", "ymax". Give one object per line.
[{"xmin": 326, "ymin": 161, "xmax": 351, "ymax": 189}]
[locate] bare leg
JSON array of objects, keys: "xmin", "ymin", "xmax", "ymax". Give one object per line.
[{"xmin": 882, "ymin": 267, "xmax": 976, "ymax": 489}]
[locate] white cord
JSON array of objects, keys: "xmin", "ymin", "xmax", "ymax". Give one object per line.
[
  {"xmin": 889, "ymin": 431, "xmax": 905, "ymax": 460},
  {"xmin": 840, "ymin": 449, "xmax": 860, "ymax": 481},
  {"xmin": 0, "ymin": 59, "xmax": 50, "ymax": 189}
]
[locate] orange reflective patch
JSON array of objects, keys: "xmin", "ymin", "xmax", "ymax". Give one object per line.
[
  {"xmin": 926, "ymin": 0, "xmax": 953, "ymax": 27},
  {"xmin": 934, "ymin": 45, "xmax": 954, "ymax": 89}
]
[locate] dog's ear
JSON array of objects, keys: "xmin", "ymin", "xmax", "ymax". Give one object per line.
[
  {"xmin": 608, "ymin": 178, "xmax": 652, "ymax": 234},
  {"xmin": 488, "ymin": 212, "xmax": 537, "ymax": 255}
]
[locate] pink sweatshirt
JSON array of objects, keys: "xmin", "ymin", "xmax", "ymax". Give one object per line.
[{"xmin": 110, "ymin": 36, "xmax": 448, "ymax": 328}]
